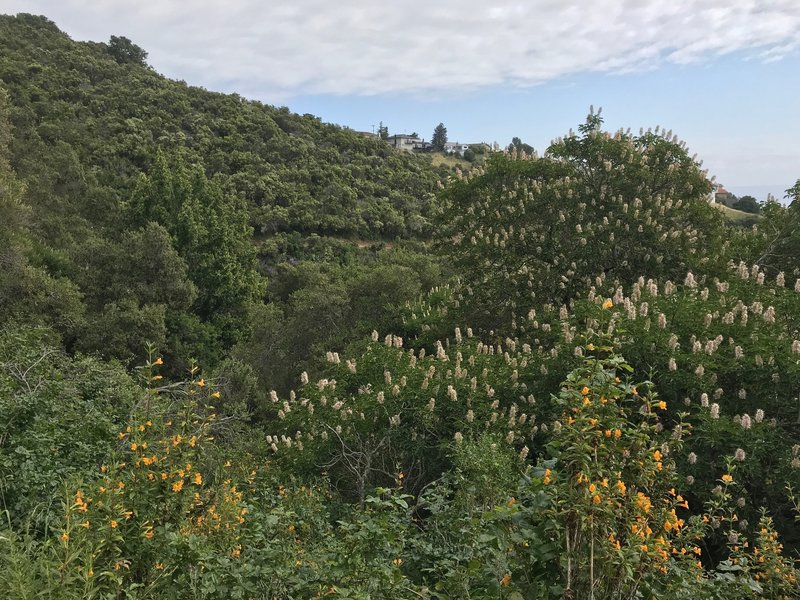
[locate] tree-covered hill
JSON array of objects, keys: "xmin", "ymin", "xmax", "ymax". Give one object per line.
[
  {"xmin": 0, "ymin": 13, "xmax": 445, "ymax": 241},
  {"xmin": 4, "ymin": 13, "xmax": 800, "ymax": 598},
  {"xmin": 0, "ymin": 13, "xmax": 449, "ymax": 372}
]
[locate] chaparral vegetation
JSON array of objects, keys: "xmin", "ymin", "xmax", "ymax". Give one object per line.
[{"xmin": 1, "ymin": 13, "xmax": 799, "ymax": 600}]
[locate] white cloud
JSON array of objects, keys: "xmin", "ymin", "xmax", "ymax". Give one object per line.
[{"xmin": 3, "ymin": 0, "xmax": 800, "ymax": 99}]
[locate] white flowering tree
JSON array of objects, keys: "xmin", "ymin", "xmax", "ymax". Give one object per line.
[
  {"xmin": 392, "ymin": 260, "xmax": 800, "ymax": 549},
  {"xmin": 436, "ymin": 110, "xmax": 726, "ymax": 329},
  {"xmin": 264, "ymin": 330, "xmax": 570, "ymax": 506}
]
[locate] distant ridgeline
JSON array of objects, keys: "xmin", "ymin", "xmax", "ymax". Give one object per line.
[{"xmin": 0, "ymin": 13, "xmax": 447, "ymax": 241}]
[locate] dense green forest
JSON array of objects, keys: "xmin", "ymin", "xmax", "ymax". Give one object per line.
[{"xmin": 2, "ymin": 13, "xmax": 800, "ymax": 599}]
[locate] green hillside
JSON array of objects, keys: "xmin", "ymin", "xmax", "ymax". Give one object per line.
[
  {"xmin": 0, "ymin": 13, "xmax": 449, "ymax": 375},
  {"xmin": 0, "ymin": 13, "xmax": 446, "ymax": 241},
  {"xmin": 3, "ymin": 13, "xmax": 800, "ymax": 599}
]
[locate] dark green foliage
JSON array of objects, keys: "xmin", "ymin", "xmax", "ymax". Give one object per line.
[
  {"xmin": 0, "ymin": 326, "xmax": 138, "ymax": 530},
  {"xmin": 0, "ymin": 12, "xmax": 446, "ymax": 368},
  {"xmin": 740, "ymin": 188, "xmax": 800, "ymax": 276},
  {"xmin": 129, "ymin": 152, "xmax": 263, "ymax": 349},
  {"xmin": 237, "ymin": 245, "xmax": 444, "ymax": 394},
  {"xmin": 377, "ymin": 121, "xmax": 389, "ymax": 140},
  {"xmin": 432, "ymin": 123, "xmax": 447, "ymax": 151},
  {"xmin": 0, "ymin": 13, "xmax": 444, "ymax": 240},
  {"xmin": 508, "ymin": 136, "xmax": 534, "ymax": 154},
  {"xmin": 731, "ymin": 195, "xmax": 760, "ymax": 214},
  {"xmin": 106, "ymin": 35, "xmax": 148, "ymax": 66}
]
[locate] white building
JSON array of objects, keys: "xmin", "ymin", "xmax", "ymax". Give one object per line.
[
  {"xmin": 443, "ymin": 141, "xmax": 470, "ymax": 156},
  {"xmin": 386, "ymin": 134, "xmax": 422, "ymax": 152}
]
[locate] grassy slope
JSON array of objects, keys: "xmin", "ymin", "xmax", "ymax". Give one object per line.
[{"xmin": 715, "ymin": 203, "xmax": 762, "ymax": 224}]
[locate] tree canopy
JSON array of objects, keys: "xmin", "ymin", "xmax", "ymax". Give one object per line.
[
  {"xmin": 432, "ymin": 122, "xmax": 447, "ymax": 151},
  {"xmin": 437, "ymin": 111, "xmax": 726, "ymax": 327}
]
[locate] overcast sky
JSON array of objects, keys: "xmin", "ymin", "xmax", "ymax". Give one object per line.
[{"xmin": 2, "ymin": 0, "xmax": 799, "ymax": 198}]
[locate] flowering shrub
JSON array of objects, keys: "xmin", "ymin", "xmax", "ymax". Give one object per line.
[
  {"xmin": 0, "ymin": 326, "xmax": 137, "ymax": 531},
  {"xmin": 540, "ymin": 343, "xmax": 704, "ymax": 598},
  {"xmin": 436, "ymin": 111, "xmax": 726, "ymax": 328},
  {"xmin": 266, "ymin": 329, "xmax": 563, "ymax": 504},
  {"xmin": 397, "ymin": 261, "xmax": 800, "ymax": 552},
  {"xmin": 18, "ymin": 356, "xmax": 246, "ymax": 596}
]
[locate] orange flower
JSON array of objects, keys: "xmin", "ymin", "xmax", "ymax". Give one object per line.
[
  {"xmin": 501, "ymin": 573, "xmax": 511, "ymax": 587},
  {"xmin": 172, "ymin": 480, "xmax": 184, "ymax": 493},
  {"xmin": 657, "ymin": 400, "xmax": 667, "ymax": 410},
  {"xmin": 81, "ymin": 521, "xmax": 90, "ymax": 529},
  {"xmin": 614, "ymin": 429, "xmax": 622, "ymax": 439},
  {"xmin": 543, "ymin": 468, "xmax": 552, "ymax": 485},
  {"xmin": 602, "ymin": 299, "xmax": 613, "ymax": 309},
  {"xmin": 721, "ymin": 474, "xmax": 733, "ymax": 483},
  {"xmin": 110, "ymin": 520, "xmax": 118, "ymax": 529},
  {"xmin": 60, "ymin": 532, "xmax": 69, "ymax": 543},
  {"xmin": 194, "ymin": 472, "xmax": 203, "ymax": 486},
  {"xmin": 154, "ymin": 357, "xmax": 164, "ymax": 366},
  {"xmin": 581, "ymin": 386, "xmax": 590, "ymax": 396},
  {"xmin": 197, "ymin": 378, "xmax": 206, "ymax": 388},
  {"xmin": 211, "ymin": 391, "xmax": 221, "ymax": 399}
]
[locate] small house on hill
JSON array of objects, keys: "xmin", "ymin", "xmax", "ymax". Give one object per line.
[
  {"xmin": 713, "ymin": 184, "xmax": 735, "ymax": 207},
  {"xmin": 443, "ymin": 141, "xmax": 470, "ymax": 156},
  {"xmin": 387, "ymin": 134, "xmax": 422, "ymax": 152}
]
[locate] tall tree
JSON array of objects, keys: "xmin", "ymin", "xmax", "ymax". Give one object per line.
[
  {"xmin": 431, "ymin": 123, "xmax": 447, "ymax": 151},
  {"xmin": 731, "ymin": 195, "xmax": 760, "ymax": 214},
  {"xmin": 107, "ymin": 35, "xmax": 148, "ymax": 65},
  {"xmin": 377, "ymin": 121, "xmax": 389, "ymax": 140},
  {"xmin": 508, "ymin": 136, "xmax": 534, "ymax": 155},
  {"xmin": 437, "ymin": 112, "xmax": 725, "ymax": 328},
  {"xmin": 129, "ymin": 152, "xmax": 264, "ymax": 349}
]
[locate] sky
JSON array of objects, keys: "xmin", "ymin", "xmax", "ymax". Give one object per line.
[{"xmin": 2, "ymin": 0, "xmax": 799, "ymax": 200}]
